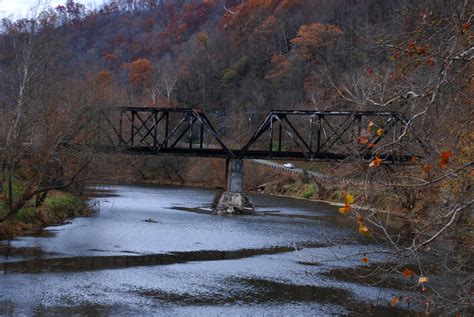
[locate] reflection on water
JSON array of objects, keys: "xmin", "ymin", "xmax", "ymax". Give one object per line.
[{"xmin": 0, "ymin": 184, "xmax": 416, "ymax": 316}]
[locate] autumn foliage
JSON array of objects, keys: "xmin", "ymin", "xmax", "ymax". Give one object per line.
[
  {"xmin": 129, "ymin": 58, "xmax": 151, "ymax": 87},
  {"xmin": 291, "ymin": 23, "xmax": 343, "ymax": 60}
]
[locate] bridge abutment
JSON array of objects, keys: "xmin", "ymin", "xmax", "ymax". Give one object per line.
[{"xmin": 213, "ymin": 159, "xmax": 254, "ymax": 214}]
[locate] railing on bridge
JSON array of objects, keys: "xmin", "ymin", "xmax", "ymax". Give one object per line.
[{"xmin": 96, "ymin": 107, "xmax": 421, "ymax": 163}]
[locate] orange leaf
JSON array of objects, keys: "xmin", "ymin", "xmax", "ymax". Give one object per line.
[
  {"xmin": 402, "ymin": 268, "xmax": 416, "ymax": 278},
  {"xmin": 368, "ymin": 143, "xmax": 376, "ymax": 148},
  {"xmin": 439, "ymin": 151, "xmax": 453, "ymax": 169},
  {"xmin": 369, "ymin": 157, "xmax": 383, "ymax": 167},
  {"xmin": 418, "ymin": 276, "xmax": 429, "ymax": 283},
  {"xmin": 359, "ymin": 135, "xmax": 368, "ymax": 145},
  {"xmin": 462, "ymin": 22, "xmax": 471, "ymax": 31},
  {"xmin": 440, "ymin": 151, "xmax": 453, "ymax": 160},
  {"xmin": 358, "ymin": 224, "xmax": 370, "ymax": 236},
  {"xmin": 356, "ymin": 213, "xmax": 364, "ymax": 223},
  {"xmin": 339, "ymin": 204, "xmax": 351, "ymax": 215},
  {"xmin": 426, "ymin": 57, "xmax": 435, "ymax": 66},
  {"xmin": 390, "ymin": 296, "xmax": 400, "ymax": 306},
  {"xmin": 360, "ymin": 257, "xmax": 369, "ymax": 263},
  {"xmin": 422, "ymin": 163, "xmax": 432, "ymax": 173},
  {"xmin": 376, "ymin": 128, "xmax": 384, "ymax": 136}
]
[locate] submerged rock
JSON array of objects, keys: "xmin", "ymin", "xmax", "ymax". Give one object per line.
[{"xmin": 213, "ymin": 191, "xmax": 255, "ymax": 215}]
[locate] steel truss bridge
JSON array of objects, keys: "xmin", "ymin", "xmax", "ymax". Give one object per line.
[{"xmin": 94, "ymin": 107, "xmax": 422, "ymax": 163}]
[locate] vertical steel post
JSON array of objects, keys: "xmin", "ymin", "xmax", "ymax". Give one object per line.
[
  {"xmin": 119, "ymin": 110, "xmax": 123, "ymax": 146},
  {"xmin": 278, "ymin": 120, "xmax": 282, "ymax": 152},
  {"xmin": 316, "ymin": 115, "xmax": 322, "ymax": 152},
  {"xmin": 131, "ymin": 111, "xmax": 135, "ymax": 146},
  {"xmin": 269, "ymin": 115, "xmax": 274, "ymax": 155},
  {"xmin": 189, "ymin": 116, "xmax": 194, "ymax": 149},
  {"xmin": 164, "ymin": 111, "xmax": 169, "ymax": 148},
  {"xmin": 153, "ymin": 111, "xmax": 158, "ymax": 148},
  {"xmin": 200, "ymin": 122, "xmax": 204, "ymax": 149}
]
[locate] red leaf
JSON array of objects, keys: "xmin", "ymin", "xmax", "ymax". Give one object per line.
[
  {"xmin": 402, "ymin": 268, "xmax": 416, "ymax": 278},
  {"xmin": 439, "ymin": 151, "xmax": 453, "ymax": 169}
]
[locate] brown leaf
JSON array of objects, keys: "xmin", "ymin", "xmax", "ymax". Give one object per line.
[
  {"xmin": 359, "ymin": 135, "xmax": 368, "ymax": 145},
  {"xmin": 422, "ymin": 163, "xmax": 432, "ymax": 173}
]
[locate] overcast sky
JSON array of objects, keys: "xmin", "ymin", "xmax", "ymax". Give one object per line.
[{"xmin": 0, "ymin": 0, "xmax": 106, "ymax": 19}]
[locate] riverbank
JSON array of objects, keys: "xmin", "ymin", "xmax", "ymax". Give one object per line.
[{"xmin": 0, "ymin": 191, "xmax": 90, "ymax": 240}]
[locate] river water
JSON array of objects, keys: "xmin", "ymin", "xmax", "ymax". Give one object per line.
[{"xmin": 0, "ymin": 184, "xmax": 414, "ymax": 316}]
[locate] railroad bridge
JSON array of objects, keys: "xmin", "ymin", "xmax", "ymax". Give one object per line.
[{"xmin": 94, "ymin": 107, "xmax": 422, "ymax": 213}]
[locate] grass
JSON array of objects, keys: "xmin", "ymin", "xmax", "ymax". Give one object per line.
[
  {"xmin": 0, "ymin": 175, "xmax": 87, "ymax": 239},
  {"xmin": 303, "ymin": 184, "xmax": 316, "ymax": 199}
]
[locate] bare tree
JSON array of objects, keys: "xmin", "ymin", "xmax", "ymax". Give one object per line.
[
  {"xmin": 327, "ymin": 1, "xmax": 473, "ymax": 313},
  {"xmin": 149, "ymin": 56, "xmax": 178, "ymax": 105},
  {"xmin": 0, "ymin": 9, "xmax": 102, "ymax": 220}
]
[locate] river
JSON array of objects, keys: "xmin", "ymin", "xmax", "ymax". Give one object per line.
[{"xmin": 0, "ymin": 184, "xmax": 414, "ymax": 316}]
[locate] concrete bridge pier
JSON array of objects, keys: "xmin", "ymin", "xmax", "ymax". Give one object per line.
[
  {"xmin": 225, "ymin": 159, "xmax": 243, "ymax": 192},
  {"xmin": 213, "ymin": 159, "xmax": 255, "ymax": 214}
]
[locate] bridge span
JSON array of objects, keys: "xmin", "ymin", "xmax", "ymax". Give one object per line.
[
  {"xmin": 90, "ymin": 107, "xmax": 422, "ymax": 212},
  {"xmin": 96, "ymin": 107, "xmax": 419, "ymax": 163}
]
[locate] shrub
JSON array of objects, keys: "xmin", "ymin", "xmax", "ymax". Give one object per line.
[{"xmin": 303, "ymin": 184, "xmax": 316, "ymax": 199}]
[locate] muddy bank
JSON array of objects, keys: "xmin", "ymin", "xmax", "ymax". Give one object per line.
[{"xmin": 0, "ymin": 191, "xmax": 91, "ymax": 240}]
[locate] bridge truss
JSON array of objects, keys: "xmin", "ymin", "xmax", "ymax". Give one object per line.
[{"xmin": 95, "ymin": 107, "xmax": 421, "ymax": 163}]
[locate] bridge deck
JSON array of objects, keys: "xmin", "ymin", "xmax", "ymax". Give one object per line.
[{"xmin": 96, "ymin": 145, "xmax": 415, "ymax": 163}]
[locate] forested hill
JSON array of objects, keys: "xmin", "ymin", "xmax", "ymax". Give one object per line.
[{"xmin": 3, "ymin": 0, "xmax": 454, "ymax": 115}]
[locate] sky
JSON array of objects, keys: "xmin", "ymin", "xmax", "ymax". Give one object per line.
[{"xmin": 0, "ymin": 0, "xmax": 106, "ymax": 19}]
